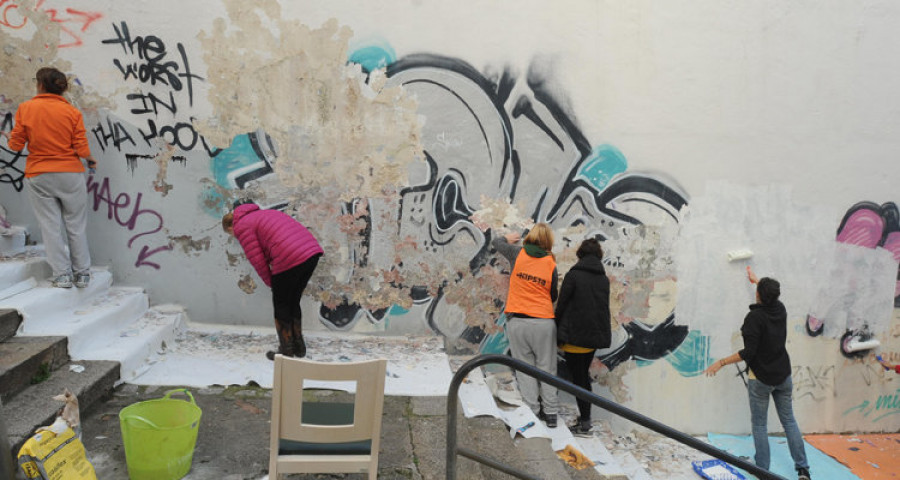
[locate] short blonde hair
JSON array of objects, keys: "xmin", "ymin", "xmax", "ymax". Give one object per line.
[
  {"xmin": 523, "ymin": 223, "xmax": 554, "ymax": 251},
  {"xmin": 221, "ymin": 212, "xmax": 234, "ymax": 232}
]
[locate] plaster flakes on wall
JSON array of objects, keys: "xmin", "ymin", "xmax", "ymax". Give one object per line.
[
  {"xmin": 470, "ymin": 195, "xmax": 534, "ymax": 233},
  {"xmin": 238, "ymin": 274, "xmax": 256, "ymax": 294},
  {"xmin": 592, "ymin": 360, "xmax": 632, "ymax": 403},
  {"xmin": 152, "ymin": 143, "xmax": 177, "ymax": 196},
  {"xmin": 0, "ymin": 1, "xmax": 62, "ymax": 108},
  {"xmin": 168, "ymin": 235, "xmax": 212, "ymax": 255},
  {"xmin": 225, "ymin": 250, "xmax": 242, "ymax": 267},
  {"xmin": 196, "ymin": 1, "xmax": 423, "ymax": 208}
]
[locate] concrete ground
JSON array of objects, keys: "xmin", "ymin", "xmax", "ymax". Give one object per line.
[{"xmin": 81, "ymin": 382, "xmax": 602, "ymax": 480}]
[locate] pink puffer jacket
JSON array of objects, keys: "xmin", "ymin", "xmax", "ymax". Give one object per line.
[{"xmin": 232, "ymin": 204, "xmax": 324, "ymax": 287}]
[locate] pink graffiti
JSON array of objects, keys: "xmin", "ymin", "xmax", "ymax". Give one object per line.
[
  {"xmin": 0, "ymin": 0, "xmax": 103, "ymax": 48},
  {"xmin": 86, "ymin": 175, "xmax": 172, "ymax": 269},
  {"xmin": 837, "ymin": 202, "xmax": 900, "ymax": 299}
]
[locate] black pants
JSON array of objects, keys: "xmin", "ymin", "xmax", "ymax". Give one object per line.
[
  {"xmin": 564, "ymin": 350, "xmax": 596, "ymax": 421},
  {"xmin": 270, "ymin": 254, "xmax": 320, "ymax": 352}
]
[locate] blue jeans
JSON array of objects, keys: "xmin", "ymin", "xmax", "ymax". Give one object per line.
[{"xmin": 748, "ymin": 376, "xmax": 809, "ymax": 471}]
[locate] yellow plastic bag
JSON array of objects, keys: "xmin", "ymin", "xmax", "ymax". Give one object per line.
[{"xmin": 17, "ymin": 422, "xmax": 97, "ymax": 480}]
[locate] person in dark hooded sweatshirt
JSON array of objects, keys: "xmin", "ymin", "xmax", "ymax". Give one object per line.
[
  {"xmin": 555, "ymin": 238, "xmax": 610, "ymax": 436},
  {"xmin": 705, "ymin": 267, "xmax": 811, "ymax": 480}
]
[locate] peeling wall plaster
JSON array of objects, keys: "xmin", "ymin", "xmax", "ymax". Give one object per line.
[{"xmin": 1, "ymin": 0, "xmax": 899, "ymax": 435}]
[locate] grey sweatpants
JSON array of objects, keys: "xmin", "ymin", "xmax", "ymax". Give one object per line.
[
  {"xmin": 26, "ymin": 172, "xmax": 91, "ymax": 277},
  {"xmin": 506, "ymin": 316, "xmax": 559, "ymax": 415}
]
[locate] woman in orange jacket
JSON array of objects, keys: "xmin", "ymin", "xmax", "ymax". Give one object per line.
[{"xmin": 2, "ymin": 67, "xmax": 97, "ymax": 288}]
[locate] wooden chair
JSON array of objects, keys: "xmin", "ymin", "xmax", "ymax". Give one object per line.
[{"xmin": 268, "ymin": 355, "xmax": 387, "ymax": 480}]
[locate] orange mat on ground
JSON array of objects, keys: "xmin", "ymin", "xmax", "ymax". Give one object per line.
[{"xmin": 805, "ymin": 434, "xmax": 900, "ymax": 479}]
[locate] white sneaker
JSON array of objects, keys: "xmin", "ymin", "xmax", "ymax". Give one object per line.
[
  {"xmin": 52, "ymin": 274, "xmax": 73, "ymax": 288},
  {"xmin": 74, "ymin": 272, "xmax": 91, "ymax": 288}
]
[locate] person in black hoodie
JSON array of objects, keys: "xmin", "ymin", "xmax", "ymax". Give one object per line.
[
  {"xmin": 705, "ymin": 267, "xmax": 811, "ymax": 480},
  {"xmin": 555, "ymin": 238, "xmax": 611, "ymax": 436}
]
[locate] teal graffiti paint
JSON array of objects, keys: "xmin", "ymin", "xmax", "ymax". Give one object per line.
[
  {"xmin": 479, "ymin": 314, "xmax": 509, "ymax": 355},
  {"xmin": 348, "ymin": 42, "xmax": 397, "ymax": 73},
  {"xmin": 664, "ymin": 330, "xmax": 713, "ymax": 377},
  {"xmin": 211, "ymin": 133, "xmax": 256, "ymax": 188},
  {"xmin": 575, "ymin": 144, "xmax": 628, "ymax": 190},
  {"xmin": 842, "ymin": 388, "xmax": 900, "ymax": 422}
]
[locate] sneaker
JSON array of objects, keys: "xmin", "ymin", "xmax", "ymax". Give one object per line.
[
  {"xmin": 74, "ymin": 272, "xmax": 91, "ymax": 288},
  {"xmin": 51, "ymin": 274, "xmax": 73, "ymax": 288},
  {"xmin": 571, "ymin": 418, "xmax": 593, "ymax": 437},
  {"xmin": 797, "ymin": 467, "xmax": 811, "ymax": 480},
  {"xmin": 538, "ymin": 412, "xmax": 557, "ymax": 428}
]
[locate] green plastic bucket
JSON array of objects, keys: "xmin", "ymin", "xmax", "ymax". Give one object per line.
[{"xmin": 119, "ymin": 389, "xmax": 202, "ymax": 480}]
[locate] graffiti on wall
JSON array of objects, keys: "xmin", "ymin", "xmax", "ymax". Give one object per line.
[
  {"xmin": 99, "ymin": 20, "xmax": 212, "ymax": 196},
  {"xmin": 86, "ymin": 175, "xmax": 172, "ymax": 269},
  {"xmin": 194, "ymin": 5, "xmax": 691, "ymax": 359},
  {"xmin": 0, "ymin": 112, "xmax": 25, "ymax": 192},
  {"xmin": 843, "ymin": 388, "xmax": 900, "ymax": 423},
  {"xmin": 807, "ymin": 201, "xmax": 900, "ymax": 341},
  {"xmin": 0, "ymin": 0, "xmax": 103, "ymax": 48},
  {"xmin": 319, "ymin": 51, "xmax": 690, "ymax": 358}
]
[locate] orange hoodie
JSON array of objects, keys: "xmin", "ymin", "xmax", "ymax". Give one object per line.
[{"xmin": 8, "ymin": 94, "xmax": 90, "ymax": 177}]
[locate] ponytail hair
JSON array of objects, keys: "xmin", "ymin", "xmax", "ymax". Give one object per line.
[{"xmin": 35, "ymin": 67, "xmax": 68, "ymax": 95}]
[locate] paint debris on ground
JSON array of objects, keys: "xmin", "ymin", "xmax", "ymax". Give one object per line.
[{"xmin": 131, "ymin": 322, "xmax": 453, "ymax": 395}]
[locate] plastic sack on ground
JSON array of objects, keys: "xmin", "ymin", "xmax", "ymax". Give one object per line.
[{"xmin": 17, "ymin": 418, "xmax": 97, "ymax": 480}]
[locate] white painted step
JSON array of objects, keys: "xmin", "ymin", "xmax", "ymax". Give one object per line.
[
  {"xmin": 18, "ymin": 285, "xmax": 149, "ymax": 356},
  {"xmin": 0, "ymin": 225, "xmax": 26, "ymax": 256},
  {"xmin": 0, "ymin": 251, "xmax": 49, "ymax": 292},
  {"xmin": 74, "ymin": 304, "xmax": 187, "ymax": 384},
  {"xmin": 0, "ymin": 268, "xmax": 114, "ymax": 323}
]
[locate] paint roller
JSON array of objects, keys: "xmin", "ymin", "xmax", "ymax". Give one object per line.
[
  {"xmin": 726, "ymin": 249, "xmax": 754, "ymax": 262},
  {"xmin": 842, "ymin": 337, "xmax": 881, "ymax": 354}
]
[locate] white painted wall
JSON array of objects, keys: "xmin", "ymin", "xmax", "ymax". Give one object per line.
[{"xmin": 1, "ymin": 0, "xmax": 898, "ymax": 435}]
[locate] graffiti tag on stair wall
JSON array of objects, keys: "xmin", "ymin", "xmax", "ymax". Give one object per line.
[{"xmin": 86, "ymin": 175, "xmax": 172, "ymax": 269}]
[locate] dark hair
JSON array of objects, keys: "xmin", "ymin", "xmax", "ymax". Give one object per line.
[
  {"xmin": 757, "ymin": 277, "xmax": 781, "ymax": 305},
  {"xmin": 576, "ymin": 238, "xmax": 603, "ymax": 260},
  {"xmin": 35, "ymin": 67, "xmax": 68, "ymax": 95}
]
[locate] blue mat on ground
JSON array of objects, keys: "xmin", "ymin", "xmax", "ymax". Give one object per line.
[{"xmin": 707, "ymin": 433, "xmax": 860, "ymax": 480}]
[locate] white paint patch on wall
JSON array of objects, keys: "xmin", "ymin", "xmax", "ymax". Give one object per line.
[
  {"xmin": 808, "ymin": 243, "xmax": 897, "ymax": 338},
  {"xmin": 674, "ymin": 181, "xmax": 839, "ymax": 358}
]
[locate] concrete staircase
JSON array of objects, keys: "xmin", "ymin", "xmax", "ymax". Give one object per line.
[{"xmin": 0, "ymin": 241, "xmax": 187, "ymax": 456}]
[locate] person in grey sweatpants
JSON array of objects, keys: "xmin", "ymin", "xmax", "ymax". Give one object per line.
[
  {"xmin": 4, "ymin": 67, "xmax": 96, "ymax": 288},
  {"xmin": 493, "ymin": 224, "xmax": 560, "ymax": 427},
  {"xmin": 27, "ymin": 173, "xmax": 92, "ymax": 284}
]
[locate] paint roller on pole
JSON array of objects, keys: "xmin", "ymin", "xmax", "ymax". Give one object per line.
[{"xmin": 726, "ymin": 249, "xmax": 754, "ymax": 262}]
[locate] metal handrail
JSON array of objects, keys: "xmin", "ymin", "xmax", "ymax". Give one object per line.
[{"xmin": 447, "ymin": 354, "xmax": 787, "ymax": 480}]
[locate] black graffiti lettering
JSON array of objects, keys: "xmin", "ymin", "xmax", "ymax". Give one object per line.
[
  {"xmin": 1, "ymin": 112, "xmax": 12, "ymax": 131},
  {"xmin": 177, "ymin": 43, "xmax": 201, "ymax": 106},
  {"xmin": 127, "ymin": 90, "xmax": 177, "ymax": 116},
  {"xmin": 0, "ymin": 146, "xmax": 26, "ymax": 192},
  {"xmin": 125, "ymin": 153, "xmax": 187, "ymax": 175},
  {"xmin": 91, "ymin": 117, "xmax": 136, "ymax": 152},
  {"xmin": 102, "ymin": 21, "xmax": 203, "ymax": 105},
  {"xmin": 139, "ymin": 119, "xmax": 200, "ymax": 151}
]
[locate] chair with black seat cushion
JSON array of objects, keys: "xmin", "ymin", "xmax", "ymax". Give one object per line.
[{"xmin": 268, "ymin": 355, "xmax": 387, "ymax": 480}]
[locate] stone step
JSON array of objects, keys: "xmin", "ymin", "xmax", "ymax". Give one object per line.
[
  {"xmin": 0, "ymin": 268, "xmax": 114, "ymax": 324},
  {"xmin": 0, "ymin": 336, "xmax": 68, "ymax": 405},
  {"xmin": 0, "ymin": 308, "xmax": 21, "ymax": 343},
  {"xmin": 74, "ymin": 304, "xmax": 187, "ymax": 383},
  {"xmin": 2, "ymin": 359, "xmax": 119, "ymax": 455}
]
